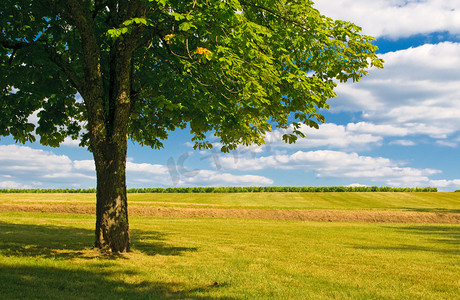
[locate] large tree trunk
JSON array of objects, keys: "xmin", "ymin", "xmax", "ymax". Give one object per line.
[
  {"xmin": 41, "ymin": 0, "xmax": 146, "ymax": 253},
  {"xmin": 91, "ymin": 50, "xmax": 132, "ymax": 252},
  {"xmin": 93, "ymin": 139, "xmax": 130, "ymax": 252},
  {"xmin": 88, "ymin": 43, "xmax": 134, "ymax": 253}
]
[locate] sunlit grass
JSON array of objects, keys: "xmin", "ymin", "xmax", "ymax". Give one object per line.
[
  {"xmin": 1, "ymin": 211, "xmax": 458, "ymax": 299},
  {"xmin": 1, "ymin": 192, "xmax": 459, "ymax": 212}
]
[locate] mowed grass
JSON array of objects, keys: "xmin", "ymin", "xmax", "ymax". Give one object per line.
[
  {"xmin": 1, "ymin": 192, "xmax": 459, "ymax": 212},
  {"xmin": 1, "ymin": 209, "xmax": 459, "ymax": 299},
  {"xmin": 0, "ymin": 193, "xmax": 459, "ymax": 298}
]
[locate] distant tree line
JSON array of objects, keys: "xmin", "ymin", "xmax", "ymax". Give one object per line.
[{"xmin": 0, "ymin": 186, "xmax": 438, "ymax": 193}]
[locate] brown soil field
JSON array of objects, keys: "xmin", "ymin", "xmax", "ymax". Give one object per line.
[{"xmin": 1, "ymin": 203, "xmax": 459, "ymax": 224}]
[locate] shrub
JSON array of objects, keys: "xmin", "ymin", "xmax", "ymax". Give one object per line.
[{"xmin": 0, "ymin": 186, "xmax": 438, "ymax": 193}]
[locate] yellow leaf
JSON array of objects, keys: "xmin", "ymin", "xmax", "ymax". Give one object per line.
[
  {"xmin": 164, "ymin": 34, "xmax": 175, "ymax": 42},
  {"xmin": 196, "ymin": 47, "xmax": 213, "ymax": 56}
]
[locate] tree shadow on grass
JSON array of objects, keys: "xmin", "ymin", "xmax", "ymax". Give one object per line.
[
  {"xmin": 393, "ymin": 225, "xmax": 460, "ymax": 248},
  {"xmin": 131, "ymin": 229, "xmax": 198, "ymax": 256},
  {"xmin": 0, "ymin": 221, "xmax": 197, "ymax": 259},
  {"xmin": 0, "ymin": 221, "xmax": 228, "ymax": 299},
  {"xmin": 352, "ymin": 225, "xmax": 460, "ymax": 255},
  {"xmin": 401, "ymin": 207, "xmax": 460, "ymax": 214},
  {"xmin": 0, "ymin": 263, "xmax": 234, "ymax": 300},
  {"xmin": 0, "ymin": 221, "xmax": 93, "ymax": 260}
]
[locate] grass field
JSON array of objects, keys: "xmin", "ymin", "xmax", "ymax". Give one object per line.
[
  {"xmin": 0, "ymin": 193, "xmax": 459, "ymax": 299},
  {"xmin": 1, "ymin": 192, "xmax": 459, "ymax": 211}
]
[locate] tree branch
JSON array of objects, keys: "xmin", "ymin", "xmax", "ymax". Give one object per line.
[
  {"xmin": 239, "ymin": 1, "xmax": 312, "ymax": 33},
  {"xmin": 43, "ymin": 45, "xmax": 84, "ymax": 94},
  {"xmin": 42, "ymin": 0, "xmax": 107, "ymax": 145},
  {"xmin": 0, "ymin": 37, "xmax": 83, "ymax": 93},
  {"xmin": 0, "ymin": 38, "xmax": 30, "ymax": 51},
  {"xmin": 43, "ymin": 0, "xmax": 102, "ymax": 82},
  {"xmin": 92, "ymin": 0, "xmax": 108, "ymax": 19},
  {"xmin": 135, "ymin": 13, "xmax": 174, "ymax": 49}
]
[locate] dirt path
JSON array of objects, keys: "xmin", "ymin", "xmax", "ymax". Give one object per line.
[{"xmin": 1, "ymin": 203, "xmax": 459, "ymax": 224}]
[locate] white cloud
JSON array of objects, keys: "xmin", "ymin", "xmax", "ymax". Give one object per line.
[
  {"xmin": 127, "ymin": 162, "xmax": 168, "ymax": 175},
  {"xmin": 265, "ymin": 123, "xmax": 383, "ymax": 150},
  {"xmin": 389, "ymin": 140, "xmax": 416, "ymax": 146},
  {"xmin": 178, "ymin": 170, "xmax": 273, "ymax": 186},
  {"xmin": 62, "ymin": 137, "xmax": 81, "ymax": 147},
  {"xmin": 125, "ymin": 156, "xmax": 273, "ymax": 187},
  {"xmin": 260, "ymin": 121, "xmax": 437, "ymax": 151},
  {"xmin": 348, "ymin": 183, "xmax": 368, "ymax": 187},
  {"xmin": 435, "ymin": 140, "xmax": 458, "ymax": 147},
  {"xmin": 27, "ymin": 109, "xmax": 41, "ymax": 126},
  {"xmin": 0, "ymin": 145, "xmax": 95, "ymax": 187},
  {"xmin": 330, "ymin": 42, "xmax": 460, "ymax": 144},
  {"xmin": 217, "ymin": 150, "xmax": 441, "ymax": 187},
  {"xmin": 1, "ymin": 144, "xmax": 455, "ymax": 190},
  {"xmin": 0, "ymin": 181, "xmax": 30, "ymax": 189},
  {"xmin": 73, "ymin": 160, "xmax": 95, "ymax": 172},
  {"xmin": 429, "ymin": 179, "xmax": 460, "ymax": 190},
  {"xmin": 347, "ymin": 122, "xmax": 454, "ymax": 140},
  {"xmin": 0, "ymin": 145, "xmax": 272, "ymax": 188},
  {"xmin": 346, "ymin": 122, "xmax": 407, "ymax": 137},
  {"xmin": 314, "ymin": 0, "xmax": 460, "ymax": 38},
  {"xmin": 0, "ymin": 145, "xmax": 73, "ymax": 174}
]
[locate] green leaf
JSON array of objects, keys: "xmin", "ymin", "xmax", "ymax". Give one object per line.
[{"xmin": 179, "ymin": 22, "xmax": 194, "ymax": 31}]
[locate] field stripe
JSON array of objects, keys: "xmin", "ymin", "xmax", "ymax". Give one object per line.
[{"xmin": 1, "ymin": 203, "xmax": 459, "ymax": 224}]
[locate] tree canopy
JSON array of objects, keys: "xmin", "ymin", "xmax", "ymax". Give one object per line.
[{"xmin": 1, "ymin": 0, "xmax": 383, "ymax": 151}]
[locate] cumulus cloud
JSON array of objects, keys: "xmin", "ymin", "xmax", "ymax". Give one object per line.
[
  {"xmin": 313, "ymin": 0, "xmax": 460, "ymax": 38},
  {"xmin": 347, "ymin": 122, "xmax": 454, "ymax": 140},
  {"xmin": 430, "ymin": 179, "xmax": 460, "ymax": 190},
  {"xmin": 176, "ymin": 170, "xmax": 273, "ymax": 187},
  {"xmin": 61, "ymin": 137, "xmax": 81, "ymax": 147},
  {"xmin": 0, "ymin": 180, "xmax": 30, "ymax": 189},
  {"xmin": 73, "ymin": 160, "xmax": 95, "ymax": 172},
  {"xmin": 389, "ymin": 140, "xmax": 416, "ymax": 146},
  {"xmin": 0, "ymin": 145, "xmax": 272, "ymax": 188},
  {"xmin": 261, "ymin": 121, "xmax": 447, "ymax": 151},
  {"xmin": 0, "ymin": 145, "xmax": 95, "ymax": 187},
  {"xmin": 216, "ymin": 149, "xmax": 441, "ymax": 187},
  {"xmin": 265, "ymin": 123, "xmax": 383, "ymax": 150},
  {"xmin": 127, "ymin": 162, "xmax": 168, "ymax": 176},
  {"xmin": 330, "ymin": 42, "xmax": 460, "ymax": 144},
  {"xmin": 0, "ymin": 145, "xmax": 74, "ymax": 174},
  {"xmin": 348, "ymin": 183, "xmax": 368, "ymax": 187},
  {"xmin": 435, "ymin": 140, "xmax": 458, "ymax": 148}
]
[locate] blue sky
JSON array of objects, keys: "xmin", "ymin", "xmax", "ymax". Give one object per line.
[{"xmin": 1, "ymin": 0, "xmax": 460, "ymax": 191}]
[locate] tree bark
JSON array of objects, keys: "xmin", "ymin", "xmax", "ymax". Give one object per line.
[
  {"xmin": 42, "ymin": 0, "xmax": 145, "ymax": 253},
  {"xmin": 93, "ymin": 138, "xmax": 130, "ymax": 252},
  {"xmin": 91, "ymin": 47, "xmax": 133, "ymax": 252}
]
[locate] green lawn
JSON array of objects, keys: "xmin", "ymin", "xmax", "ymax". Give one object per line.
[
  {"xmin": 1, "ymin": 192, "xmax": 459, "ymax": 212},
  {"xmin": 0, "ymin": 210, "xmax": 459, "ymax": 299}
]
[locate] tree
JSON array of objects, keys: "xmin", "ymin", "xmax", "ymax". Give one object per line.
[{"xmin": 0, "ymin": 0, "xmax": 383, "ymax": 252}]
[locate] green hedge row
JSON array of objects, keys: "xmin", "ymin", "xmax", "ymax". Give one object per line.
[
  {"xmin": 0, "ymin": 186, "xmax": 438, "ymax": 193},
  {"xmin": 0, "ymin": 188, "xmax": 97, "ymax": 193},
  {"xmin": 126, "ymin": 186, "xmax": 438, "ymax": 193}
]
